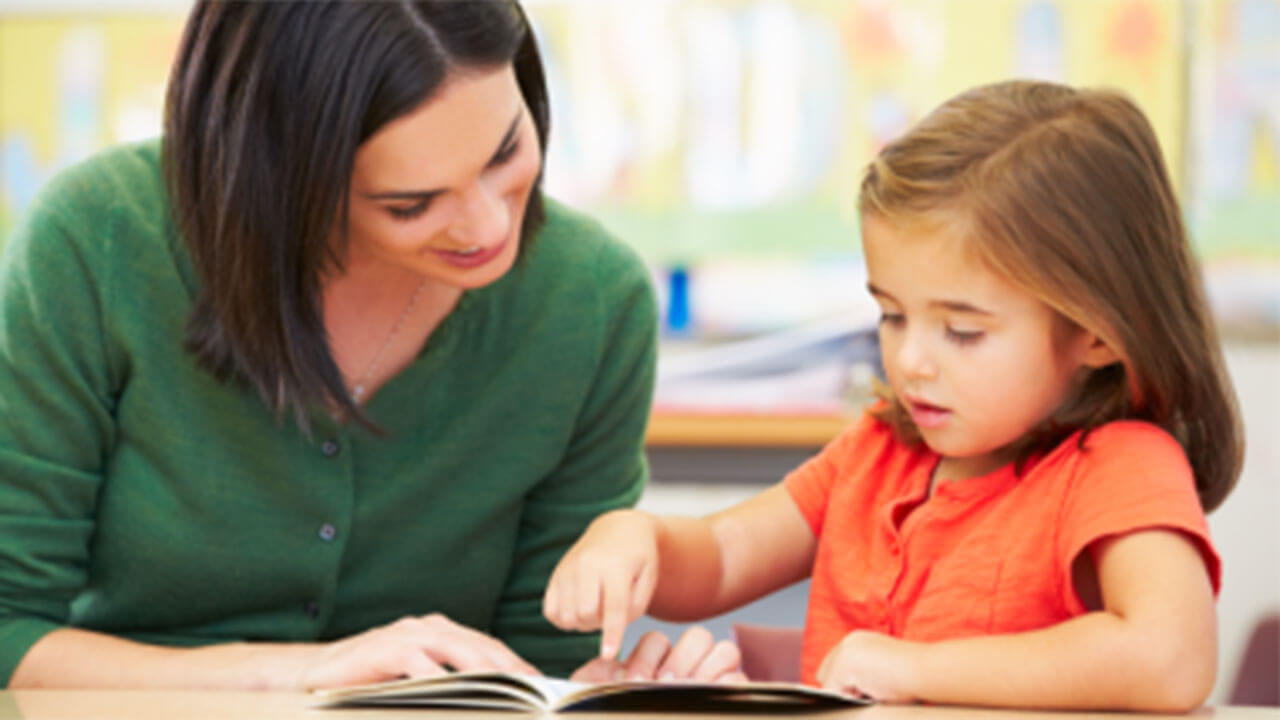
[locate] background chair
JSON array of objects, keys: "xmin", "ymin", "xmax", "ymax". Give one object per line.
[
  {"xmin": 732, "ymin": 623, "xmax": 803, "ymax": 683},
  {"xmin": 1229, "ymin": 611, "xmax": 1279, "ymax": 706}
]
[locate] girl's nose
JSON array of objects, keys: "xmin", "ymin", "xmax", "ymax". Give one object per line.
[
  {"xmin": 447, "ymin": 179, "xmax": 509, "ymax": 248},
  {"xmin": 896, "ymin": 330, "xmax": 937, "ymax": 382}
]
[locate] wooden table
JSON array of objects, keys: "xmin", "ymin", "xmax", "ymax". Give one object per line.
[{"xmin": 1, "ymin": 691, "xmax": 1273, "ymax": 720}]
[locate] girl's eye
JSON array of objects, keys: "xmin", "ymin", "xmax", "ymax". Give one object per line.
[
  {"xmin": 878, "ymin": 312, "xmax": 905, "ymax": 328},
  {"xmin": 387, "ymin": 200, "xmax": 431, "ymax": 221},
  {"xmin": 945, "ymin": 327, "xmax": 984, "ymax": 345}
]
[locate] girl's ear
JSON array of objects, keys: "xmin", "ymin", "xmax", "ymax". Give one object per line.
[{"xmin": 1079, "ymin": 332, "xmax": 1121, "ymax": 369}]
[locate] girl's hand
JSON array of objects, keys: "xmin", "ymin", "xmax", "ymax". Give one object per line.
[
  {"xmin": 816, "ymin": 630, "xmax": 917, "ymax": 703},
  {"xmin": 543, "ymin": 509, "xmax": 660, "ymax": 659},
  {"xmin": 291, "ymin": 613, "xmax": 539, "ymax": 689},
  {"xmin": 570, "ymin": 626, "xmax": 746, "ymax": 684}
]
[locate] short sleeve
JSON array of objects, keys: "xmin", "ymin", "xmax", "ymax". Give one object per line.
[
  {"xmin": 784, "ymin": 413, "xmax": 880, "ymax": 538},
  {"xmin": 1057, "ymin": 421, "xmax": 1221, "ymax": 602}
]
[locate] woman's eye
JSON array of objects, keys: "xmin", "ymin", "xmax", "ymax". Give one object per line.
[
  {"xmin": 387, "ymin": 201, "xmax": 431, "ymax": 220},
  {"xmin": 489, "ymin": 138, "xmax": 520, "ymax": 168},
  {"xmin": 945, "ymin": 327, "xmax": 984, "ymax": 345}
]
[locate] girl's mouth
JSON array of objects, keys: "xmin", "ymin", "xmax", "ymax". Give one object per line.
[{"xmin": 906, "ymin": 398, "xmax": 952, "ymax": 429}]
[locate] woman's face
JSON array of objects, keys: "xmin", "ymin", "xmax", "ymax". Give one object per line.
[{"xmin": 344, "ymin": 65, "xmax": 541, "ymax": 289}]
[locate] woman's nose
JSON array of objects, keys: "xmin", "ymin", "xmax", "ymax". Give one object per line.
[{"xmin": 447, "ymin": 179, "xmax": 509, "ymax": 248}]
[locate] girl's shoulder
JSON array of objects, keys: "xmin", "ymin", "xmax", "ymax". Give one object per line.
[
  {"xmin": 1073, "ymin": 420, "xmax": 1186, "ymax": 462},
  {"xmin": 1041, "ymin": 420, "xmax": 1193, "ymax": 493},
  {"xmin": 1044, "ymin": 423, "xmax": 1217, "ymax": 592}
]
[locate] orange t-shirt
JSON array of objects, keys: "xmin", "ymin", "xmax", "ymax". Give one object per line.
[{"xmin": 784, "ymin": 413, "xmax": 1220, "ymax": 686}]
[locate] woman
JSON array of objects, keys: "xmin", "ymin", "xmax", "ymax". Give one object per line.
[{"xmin": 0, "ymin": 0, "xmax": 738, "ymax": 688}]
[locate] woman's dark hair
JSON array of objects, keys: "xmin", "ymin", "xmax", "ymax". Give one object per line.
[{"xmin": 164, "ymin": 0, "xmax": 550, "ymax": 430}]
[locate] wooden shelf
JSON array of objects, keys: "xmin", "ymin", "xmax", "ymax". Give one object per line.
[{"xmin": 645, "ymin": 410, "xmax": 850, "ymax": 448}]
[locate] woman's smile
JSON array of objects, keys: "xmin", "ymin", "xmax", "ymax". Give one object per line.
[{"xmin": 429, "ymin": 238, "xmax": 509, "ymax": 268}]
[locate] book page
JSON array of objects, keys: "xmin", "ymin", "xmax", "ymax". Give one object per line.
[
  {"xmin": 315, "ymin": 672, "xmax": 552, "ymax": 709},
  {"xmin": 315, "ymin": 672, "xmax": 867, "ymax": 712},
  {"xmin": 515, "ymin": 674, "xmax": 588, "ymax": 703},
  {"xmin": 553, "ymin": 679, "xmax": 863, "ymax": 712}
]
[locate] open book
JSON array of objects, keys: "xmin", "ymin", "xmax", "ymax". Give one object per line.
[{"xmin": 315, "ymin": 671, "xmax": 867, "ymax": 712}]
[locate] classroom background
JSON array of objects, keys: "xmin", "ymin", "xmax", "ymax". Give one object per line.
[{"xmin": 0, "ymin": 0, "xmax": 1276, "ymax": 704}]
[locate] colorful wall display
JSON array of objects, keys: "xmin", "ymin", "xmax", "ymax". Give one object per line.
[{"xmin": 1, "ymin": 1, "xmax": 1275, "ymax": 267}]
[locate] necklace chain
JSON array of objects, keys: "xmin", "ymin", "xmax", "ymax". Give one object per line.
[{"xmin": 351, "ymin": 279, "xmax": 426, "ymax": 403}]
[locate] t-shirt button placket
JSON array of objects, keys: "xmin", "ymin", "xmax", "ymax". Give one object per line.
[
  {"xmin": 318, "ymin": 523, "xmax": 337, "ymax": 542},
  {"xmin": 320, "ymin": 440, "xmax": 340, "ymax": 458}
]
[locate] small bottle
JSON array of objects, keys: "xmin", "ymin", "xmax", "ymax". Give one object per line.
[{"xmin": 665, "ymin": 265, "xmax": 692, "ymax": 336}]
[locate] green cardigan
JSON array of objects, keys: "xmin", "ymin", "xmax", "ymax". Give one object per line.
[{"xmin": 0, "ymin": 141, "xmax": 656, "ymax": 683}]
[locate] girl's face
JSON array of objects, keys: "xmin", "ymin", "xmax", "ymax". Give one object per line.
[
  {"xmin": 862, "ymin": 212, "xmax": 1104, "ymax": 480},
  {"xmin": 343, "ymin": 65, "xmax": 541, "ymax": 288}
]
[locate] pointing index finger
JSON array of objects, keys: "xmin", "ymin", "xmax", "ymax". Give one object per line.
[{"xmin": 599, "ymin": 575, "xmax": 630, "ymax": 659}]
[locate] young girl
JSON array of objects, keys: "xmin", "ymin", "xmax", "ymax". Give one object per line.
[{"xmin": 542, "ymin": 80, "xmax": 1243, "ymax": 711}]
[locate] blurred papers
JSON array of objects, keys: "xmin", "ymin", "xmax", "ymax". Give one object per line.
[{"xmin": 655, "ymin": 318, "xmax": 880, "ymax": 415}]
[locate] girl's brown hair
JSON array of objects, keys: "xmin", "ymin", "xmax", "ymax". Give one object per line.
[{"xmin": 859, "ymin": 80, "xmax": 1242, "ymax": 511}]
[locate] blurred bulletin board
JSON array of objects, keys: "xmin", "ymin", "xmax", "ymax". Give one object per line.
[
  {"xmin": 1187, "ymin": 0, "xmax": 1280, "ymax": 260},
  {"xmin": 1, "ymin": 1, "xmax": 1276, "ymax": 269},
  {"xmin": 0, "ymin": 14, "xmax": 183, "ymax": 234}
]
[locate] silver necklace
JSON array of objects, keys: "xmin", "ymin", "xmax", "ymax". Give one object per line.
[{"xmin": 351, "ymin": 278, "xmax": 426, "ymax": 403}]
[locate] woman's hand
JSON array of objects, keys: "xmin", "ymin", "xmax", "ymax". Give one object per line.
[
  {"xmin": 570, "ymin": 627, "xmax": 745, "ymax": 684},
  {"xmin": 543, "ymin": 509, "xmax": 660, "ymax": 659},
  {"xmin": 816, "ymin": 630, "xmax": 917, "ymax": 703},
  {"xmin": 291, "ymin": 613, "xmax": 539, "ymax": 689}
]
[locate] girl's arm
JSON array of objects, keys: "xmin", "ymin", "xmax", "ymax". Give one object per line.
[
  {"xmin": 651, "ymin": 483, "xmax": 817, "ymax": 620},
  {"xmin": 543, "ymin": 482, "xmax": 817, "ymax": 659},
  {"xmin": 819, "ymin": 528, "xmax": 1216, "ymax": 712}
]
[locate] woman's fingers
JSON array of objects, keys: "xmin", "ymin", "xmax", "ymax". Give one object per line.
[
  {"xmin": 618, "ymin": 627, "xmax": 744, "ymax": 683},
  {"xmin": 654, "ymin": 625, "xmax": 714, "ymax": 680},
  {"xmin": 569, "ymin": 655, "xmax": 626, "ymax": 683},
  {"xmin": 421, "ymin": 616, "xmax": 539, "ymax": 675},
  {"xmin": 621, "ymin": 630, "xmax": 673, "ymax": 680},
  {"xmin": 689, "ymin": 639, "xmax": 743, "ymax": 682},
  {"xmin": 296, "ymin": 613, "xmax": 539, "ymax": 690},
  {"xmin": 398, "ymin": 648, "xmax": 448, "ymax": 679},
  {"xmin": 600, "ymin": 627, "xmax": 744, "ymax": 685}
]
